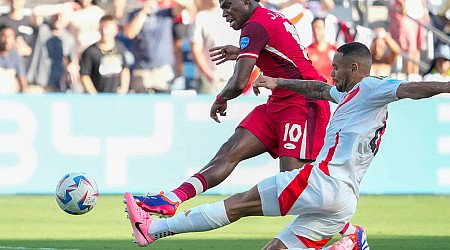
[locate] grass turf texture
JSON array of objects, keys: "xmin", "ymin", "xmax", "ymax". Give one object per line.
[{"xmin": 1, "ymin": 195, "xmax": 450, "ymax": 249}]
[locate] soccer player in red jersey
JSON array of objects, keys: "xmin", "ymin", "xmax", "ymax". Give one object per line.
[
  {"xmin": 131, "ymin": 0, "xmax": 360, "ymax": 243},
  {"xmin": 133, "ymin": 0, "xmax": 330, "ymax": 214}
]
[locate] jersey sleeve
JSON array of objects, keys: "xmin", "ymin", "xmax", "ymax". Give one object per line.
[
  {"xmin": 237, "ymin": 22, "xmax": 269, "ymax": 60},
  {"xmin": 330, "ymin": 86, "xmax": 345, "ymax": 103},
  {"xmin": 368, "ymin": 77, "xmax": 404, "ymax": 106}
]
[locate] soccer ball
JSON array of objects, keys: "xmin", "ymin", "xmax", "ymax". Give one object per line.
[{"xmin": 55, "ymin": 172, "xmax": 99, "ymax": 215}]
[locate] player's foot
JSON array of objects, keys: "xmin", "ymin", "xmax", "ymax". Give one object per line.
[
  {"xmin": 349, "ymin": 226, "xmax": 369, "ymax": 250},
  {"xmin": 124, "ymin": 192, "xmax": 156, "ymax": 247},
  {"xmin": 133, "ymin": 192, "xmax": 180, "ymax": 217},
  {"xmin": 328, "ymin": 236, "xmax": 355, "ymax": 250}
]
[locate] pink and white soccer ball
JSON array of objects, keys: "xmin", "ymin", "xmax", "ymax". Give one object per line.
[{"xmin": 55, "ymin": 172, "xmax": 99, "ymax": 215}]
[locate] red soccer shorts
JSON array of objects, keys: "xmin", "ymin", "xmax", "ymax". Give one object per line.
[{"xmin": 239, "ymin": 99, "xmax": 330, "ymax": 160}]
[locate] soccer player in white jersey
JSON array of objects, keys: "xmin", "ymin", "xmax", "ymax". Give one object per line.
[{"xmin": 124, "ymin": 42, "xmax": 450, "ymax": 249}]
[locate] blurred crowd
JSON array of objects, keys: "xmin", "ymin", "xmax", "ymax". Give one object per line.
[{"xmin": 0, "ymin": 0, "xmax": 448, "ymax": 95}]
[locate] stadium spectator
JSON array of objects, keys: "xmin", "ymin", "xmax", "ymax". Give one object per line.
[
  {"xmin": 125, "ymin": 41, "xmax": 450, "ymax": 249},
  {"xmin": 69, "ymin": 0, "xmax": 105, "ymax": 59},
  {"xmin": 259, "ymin": 0, "xmax": 279, "ymax": 10},
  {"xmin": 369, "ymin": 27, "xmax": 401, "ymax": 76},
  {"xmin": 33, "ymin": 0, "xmax": 104, "ymax": 59},
  {"xmin": 80, "ymin": 14, "xmax": 130, "ymax": 94},
  {"xmin": 130, "ymin": 0, "xmax": 357, "ymax": 241},
  {"xmin": 277, "ymin": 0, "xmax": 338, "ymax": 48},
  {"xmin": 429, "ymin": 0, "xmax": 449, "ymax": 50},
  {"xmin": 26, "ymin": 11, "xmax": 78, "ymax": 93},
  {"xmin": 96, "ymin": 0, "xmax": 127, "ymax": 20},
  {"xmin": 0, "ymin": 0, "xmax": 37, "ymax": 70},
  {"xmin": 306, "ymin": 17, "xmax": 337, "ymax": 84},
  {"xmin": 170, "ymin": 0, "xmax": 196, "ymax": 90},
  {"xmin": 123, "ymin": 0, "xmax": 189, "ymax": 93},
  {"xmin": 0, "ymin": 25, "xmax": 27, "ymax": 93},
  {"xmin": 389, "ymin": 0, "xmax": 428, "ymax": 78},
  {"xmin": 189, "ymin": 0, "xmax": 240, "ymax": 93},
  {"xmin": 423, "ymin": 44, "xmax": 450, "ymax": 81},
  {"xmin": 307, "ymin": 0, "xmax": 336, "ymax": 18}
]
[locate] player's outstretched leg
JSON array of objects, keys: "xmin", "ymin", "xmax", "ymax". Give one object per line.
[
  {"xmin": 134, "ymin": 128, "xmax": 267, "ymax": 217},
  {"xmin": 125, "ymin": 185, "xmax": 263, "ymax": 246}
]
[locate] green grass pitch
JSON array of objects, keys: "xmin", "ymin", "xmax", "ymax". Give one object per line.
[{"xmin": 1, "ymin": 194, "xmax": 450, "ymax": 249}]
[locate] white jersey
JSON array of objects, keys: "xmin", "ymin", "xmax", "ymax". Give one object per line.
[{"xmin": 314, "ymin": 76, "xmax": 404, "ymax": 196}]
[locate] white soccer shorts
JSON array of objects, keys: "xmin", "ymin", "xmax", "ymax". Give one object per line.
[{"xmin": 257, "ymin": 164, "xmax": 357, "ymax": 249}]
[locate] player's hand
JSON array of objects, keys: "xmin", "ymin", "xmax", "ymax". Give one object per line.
[
  {"xmin": 210, "ymin": 101, "xmax": 227, "ymax": 123},
  {"xmin": 252, "ymin": 74, "xmax": 278, "ymax": 90},
  {"xmin": 209, "ymin": 45, "xmax": 239, "ymax": 65}
]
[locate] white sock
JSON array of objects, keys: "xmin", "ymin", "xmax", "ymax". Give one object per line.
[
  {"xmin": 166, "ymin": 200, "xmax": 230, "ymax": 233},
  {"xmin": 147, "ymin": 219, "xmax": 171, "ymax": 240},
  {"xmin": 340, "ymin": 224, "xmax": 356, "ymax": 236},
  {"xmin": 163, "ymin": 191, "xmax": 182, "ymax": 203}
]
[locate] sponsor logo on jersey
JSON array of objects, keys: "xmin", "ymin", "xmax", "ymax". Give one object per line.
[
  {"xmin": 240, "ymin": 37, "xmax": 250, "ymax": 49},
  {"xmin": 283, "ymin": 143, "xmax": 296, "ymax": 149}
]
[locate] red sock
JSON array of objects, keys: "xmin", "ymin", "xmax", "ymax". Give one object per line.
[{"xmin": 171, "ymin": 173, "xmax": 208, "ymax": 202}]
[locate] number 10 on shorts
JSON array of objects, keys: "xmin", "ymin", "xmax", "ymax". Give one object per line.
[{"xmin": 283, "ymin": 123, "xmax": 302, "ymax": 149}]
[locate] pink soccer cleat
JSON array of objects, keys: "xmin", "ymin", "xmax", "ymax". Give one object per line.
[
  {"xmin": 133, "ymin": 192, "xmax": 180, "ymax": 217},
  {"xmin": 124, "ymin": 192, "xmax": 156, "ymax": 247},
  {"xmin": 328, "ymin": 236, "xmax": 356, "ymax": 250}
]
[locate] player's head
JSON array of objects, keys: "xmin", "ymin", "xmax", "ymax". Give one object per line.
[
  {"xmin": 332, "ymin": 42, "xmax": 372, "ymax": 92},
  {"xmin": 219, "ymin": 0, "xmax": 260, "ymax": 30}
]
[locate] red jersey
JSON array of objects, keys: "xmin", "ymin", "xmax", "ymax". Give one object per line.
[
  {"xmin": 237, "ymin": 7, "xmax": 330, "ymax": 160},
  {"xmin": 238, "ymin": 7, "xmax": 326, "ymax": 102}
]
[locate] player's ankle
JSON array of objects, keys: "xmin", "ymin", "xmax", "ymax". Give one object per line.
[{"xmin": 164, "ymin": 191, "xmax": 182, "ymax": 203}]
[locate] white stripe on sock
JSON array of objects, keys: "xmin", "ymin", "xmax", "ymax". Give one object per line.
[{"xmin": 186, "ymin": 176, "xmax": 204, "ymax": 195}]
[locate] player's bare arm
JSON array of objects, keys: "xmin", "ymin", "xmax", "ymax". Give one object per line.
[
  {"xmin": 253, "ymin": 75, "xmax": 336, "ymax": 103},
  {"xmin": 218, "ymin": 57, "xmax": 256, "ymax": 101},
  {"xmin": 396, "ymin": 81, "xmax": 450, "ymax": 100},
  {"xmin": 209, "ymin": 45, "xmax": 240, "ymax": 65},
  {"xmin": 210, "ymin": 57, "xmax": 256, "ymax": 123}
]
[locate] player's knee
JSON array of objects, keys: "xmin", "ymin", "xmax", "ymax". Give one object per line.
[
  {"xmin": 225, "ymin": 189, "xmax": 261, "ymax": 219},
  {"xmin": 225, "ymin": 192, "xmax": 253, "ymax": 217},
  {"xmin": 225, "ymin": 192, "xmax": 246, "ymax": 216}
]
